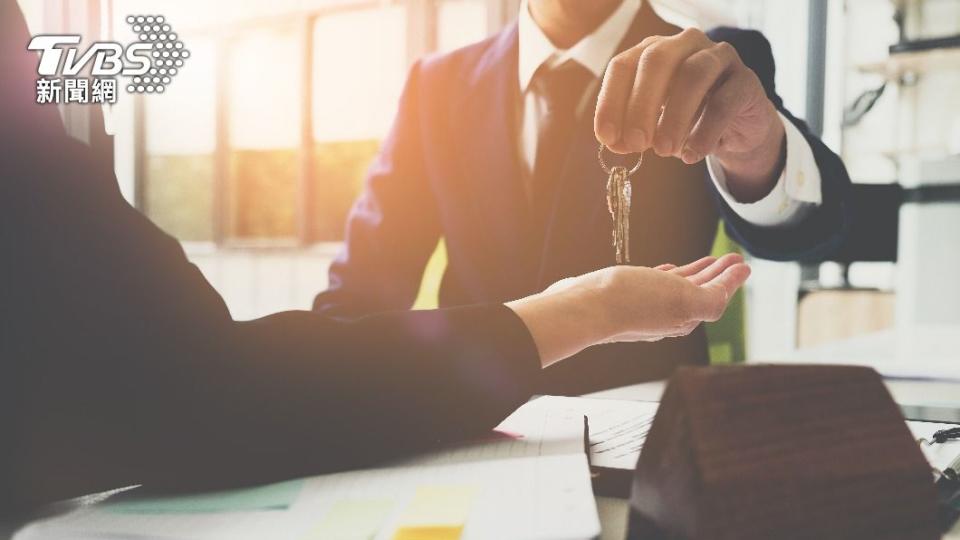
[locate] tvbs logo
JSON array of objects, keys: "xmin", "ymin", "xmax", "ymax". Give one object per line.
[
  {"xmin": 29, "ymin": 15, "xmax": 189, "ymax": 105},
  {"xmin": 29, "ymin": 35, "xmax": 152, "ymax": 77}
]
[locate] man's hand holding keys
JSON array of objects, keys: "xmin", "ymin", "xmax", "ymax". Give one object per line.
[{"xmin": 594, "ymin": 28, "xmax": 786, "ymax": 203}]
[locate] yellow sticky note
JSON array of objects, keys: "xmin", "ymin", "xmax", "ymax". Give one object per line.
[
  {"xmin": 392, "ymin": 525, "xmax": 464, "ymax": 540},
  {"xmin": 391, "ymin": 486, "xmax": 476, "ymax": 540},
  {"xmin": 305, "ymin": 499, "xmax": 394, "ymax": 540}
]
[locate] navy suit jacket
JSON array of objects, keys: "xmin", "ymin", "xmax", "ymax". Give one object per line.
[{"xmin": 314, "ymin": 4, "xmax": 851, "ymax": 394}]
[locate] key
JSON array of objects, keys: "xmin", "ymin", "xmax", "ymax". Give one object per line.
[
  {"xmin": 598, "ymin": 144, "xmax": 643, "ymax": 264},
  {"xmin": 606, "ymin": 166, "xmax": 630, "ymax": 264}
]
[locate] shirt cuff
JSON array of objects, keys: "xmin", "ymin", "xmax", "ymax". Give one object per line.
[{"xmin": 705, "ymin": 111, "xmax": 823, "ymax": 227}]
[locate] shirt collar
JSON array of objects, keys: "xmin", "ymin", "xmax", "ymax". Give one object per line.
[{"xmin": 517, "ymin": 0, "xmax": 641, "ymax": 93}]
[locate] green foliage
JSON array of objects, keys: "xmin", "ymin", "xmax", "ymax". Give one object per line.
[
  {"xmin": 144, "ymin": 140, "xmax": 380, "ymax": 243},
  {"xmin": 706, "ymin": 225, "xmax": 747, "ymax": 364},
  {"xmin": 311, "ymin": 140, "xmax": 381, "ymax": 241},
  {"xmin": 228, "ymin": 150, "xmax": 298, "ymax": 240},
  {"xmin": 414, "ymin": 239, "xmax": 447, "ymax": 310},
  {"xmin": 145, "ymin": 155, "xmax": 215, "ymax": 241}
]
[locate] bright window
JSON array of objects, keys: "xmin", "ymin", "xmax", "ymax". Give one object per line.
[
  {"xmin": 143, "ymin": 38, "xmax": 217, "ymax": 241},
  {"xmin": 125, "ymin": 0, "xmax": 498, "ymax": 247},
  {"xmin": 437, "ymin": 0, "xmax": 488, "ymax": 53},
  {"xmin": 310, "ymin": 7, "xmax": 407, "ymax": 240},
  {"xmin": 225, "ymin": 27, "xmax": 303, "ymax": 242}
]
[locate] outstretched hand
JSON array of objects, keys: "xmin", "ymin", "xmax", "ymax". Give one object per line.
[{"xmin": 506, "ymin": 254, "xmax": 750, "ymax": 368}]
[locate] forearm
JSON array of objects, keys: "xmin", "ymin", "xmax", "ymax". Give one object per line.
[
  {"xmin": 712, "ymin": 108, "xmax": 852, "ymax": 261},
  {"xmin": 506, "ymin": 285, "xmax": 607, "ymax": 369},
  {"xmin": 132, "ymin": 305, "xmax": 541, "ymax": 492}
]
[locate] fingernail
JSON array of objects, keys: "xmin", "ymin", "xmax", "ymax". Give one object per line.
[
  {"xmin": 598, "ymin": 122, "xmax": 618, "ymax": 144},
  {"xmin": 681, "ymin": 147, "xmax": 701, "ymax": 164},
  {"xmin": 625, "ymin": 129, "xmax": 647, "ymax": 150},
  {"xmin": 654, "ymin": 137, "xmax": 672, "ymax": 157}
]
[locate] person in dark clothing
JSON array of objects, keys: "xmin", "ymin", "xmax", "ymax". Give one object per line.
[
  {"xmin": 313, "ymin": 0, "xmax": 851, "ymax": 394},
  {"xmin": 0, "ymin": 0, "xmax": 749, "ymax": 512}
]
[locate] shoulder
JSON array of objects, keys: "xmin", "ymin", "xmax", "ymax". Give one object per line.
[
  {"xmin": 419, "ymin": 33, "xmax": 500, "ymax": 76},
  {"xmin": 411, "ymin": 29, "xmax": 510, "ymax": 94}
]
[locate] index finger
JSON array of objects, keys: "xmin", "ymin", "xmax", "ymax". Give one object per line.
[
  {"xmin": 686, "ymin": 253, "xmax": 744, "ymax": 286},
  {"xmin": 595, "ymin": 43, "xmax": 648, "ymax": 149},
  {"xmin": 667, "ymin": 256, "xmax": 716, "ymax": 277},
  {"xmin": 622, "ymin": 29, "xmax": 711, "ymax": 153}
]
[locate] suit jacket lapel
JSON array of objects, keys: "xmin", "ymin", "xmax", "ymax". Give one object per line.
[{"xmin": 450, "ymin": 24, "xmax": 538, "ymax": 292}]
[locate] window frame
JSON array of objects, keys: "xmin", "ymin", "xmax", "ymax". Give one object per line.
[{"xmin": 132, "ymin": 0, "xmax": 517, "ymax": 251}]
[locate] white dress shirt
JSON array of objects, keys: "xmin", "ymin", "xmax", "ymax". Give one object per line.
[{"xmin": 517, "ymin": 0, "xmax": 822, "ymax": 227}]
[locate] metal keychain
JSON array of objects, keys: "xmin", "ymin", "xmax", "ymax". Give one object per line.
[{"xmin": 598, "ymin": 143, "xmax": 643, "ymax": 264}]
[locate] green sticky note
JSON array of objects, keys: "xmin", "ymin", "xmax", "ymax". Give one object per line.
[
  {"xmin": 304, "ymin": 499, "xmax": 395, "ymax": 540},
  {"xmin": 105, "ymin": 479, "xmax": 304, "ymax": 514}
]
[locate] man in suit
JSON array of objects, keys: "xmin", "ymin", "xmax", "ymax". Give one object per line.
[
  {"xmin": 0, "ymin": 0, "xmax": 750, "ymax": 510},
  {"xmin": 314, "ymin": 0, "xmax": 851, "ymax": 394}
]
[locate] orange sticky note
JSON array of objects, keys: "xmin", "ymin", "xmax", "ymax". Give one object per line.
[
  {"xmin": 391, "ymin": 525, "xmax": 464, "ymax": 540},
  {"xmin": 391, "ymin": 486, "xmax": 476, "ymax": 540}
]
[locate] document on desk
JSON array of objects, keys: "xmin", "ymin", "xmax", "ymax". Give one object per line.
[
  {"xmin": 399, "ymin": 394, "xmax": 588, "ymax": 466},
  {"xmin": 524, "ymin": 396, "xmax": 659, "ymax": 470},
  {"xmin": 15, "ymin": 400, "xmax": 600, "ymax": 540}
]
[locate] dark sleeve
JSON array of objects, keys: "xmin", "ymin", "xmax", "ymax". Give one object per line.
[
  {"xmin": 706, "ymin": 27, "xmax": 852, "ymax": 262},
  {"xmin": 1, "ymin": 5, "xmax": 540, "ymax": 505},
  {"xmin": 2, "ymin": 136, "xmax": 540, "ymax": 508},
  {"xmin": 312, "ymin": 61, "xmax": 444, "ymax": 318}
]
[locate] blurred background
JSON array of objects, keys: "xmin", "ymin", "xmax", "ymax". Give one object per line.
[{"xmin": 15, "ymin": 0, "xmax": 960, "ymax": 368}]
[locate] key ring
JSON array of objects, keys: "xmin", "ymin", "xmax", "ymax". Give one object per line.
[{"xmin": 598, "ymin": 143, "xmax": 643, "ymax": 176}]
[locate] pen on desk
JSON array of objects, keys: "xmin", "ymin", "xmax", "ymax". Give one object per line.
[
  {"xmin": 583, "ymin": 415, "xmax": 591, "ymax": 467},
  {"xmin": 925, "ymin": 427, "xmax": 960, "ymax": 446}
]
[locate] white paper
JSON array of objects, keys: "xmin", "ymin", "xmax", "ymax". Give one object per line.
[
  {"xmin": 398, "ymin": 395, "xmax": 587, "ymax": 467},
  {"xmin": 524, "ymin": 396, "xmax": 659, "ymax": 470}
]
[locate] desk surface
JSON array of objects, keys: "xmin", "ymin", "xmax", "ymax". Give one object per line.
[
  {"xmin": 5, "ymin": 377, "xmax": 960, "ymax": 540},
  {"xmin": 764, "ymin": 324, "xmax": 960, "ymax": 383}
]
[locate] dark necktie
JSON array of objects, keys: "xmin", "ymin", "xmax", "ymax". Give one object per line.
[{"xmin": 529, "ymin": 60, "xmax": 594, "ymax": 224}]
